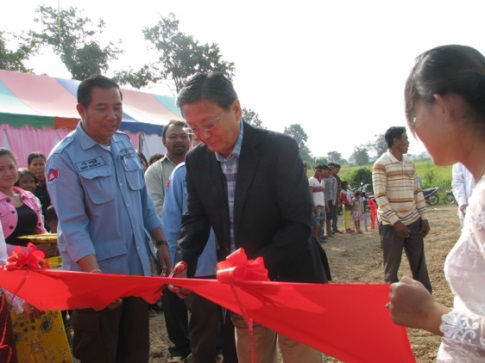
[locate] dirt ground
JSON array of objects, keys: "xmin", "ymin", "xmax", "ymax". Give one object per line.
[{"xmin": 148, "ymin": 206, "xmax": 460, "ymax": 362}]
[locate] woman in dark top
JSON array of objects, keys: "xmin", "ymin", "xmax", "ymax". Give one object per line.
[
  {"xmin": 0, "ymin": 148, "xmax": 47, "ymax": 247},
  {"xmin": 27, "ymin": 152, "xmax": 51, "ymax": 216}
]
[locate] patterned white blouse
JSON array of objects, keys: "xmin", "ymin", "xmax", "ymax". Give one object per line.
[{"xmin": 438, "ymin": 174, "xmax": 485, "ymax": 362}]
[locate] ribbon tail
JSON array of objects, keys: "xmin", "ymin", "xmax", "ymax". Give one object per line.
[
  {"xmin": 0, "ymin": 294, "xmax": 13, "ymax": 363},
  {"xmin": 230, "ymin": 281, "xmax": 257, "ymax": 363}
]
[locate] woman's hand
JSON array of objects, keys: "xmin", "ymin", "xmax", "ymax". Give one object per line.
[{"xmin": 389, "ymin": 276, "xmax": 449, "ymax": 335}]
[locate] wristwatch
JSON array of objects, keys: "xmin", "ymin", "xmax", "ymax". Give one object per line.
[{"xmin": 155, "ymin": 240, "xmax": 168, "ymax": 248}]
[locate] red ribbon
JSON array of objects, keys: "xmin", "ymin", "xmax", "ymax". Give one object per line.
[
  {"xmin": 216, "ymin": 249, "xmax": 268, "ymax": 363},
  {"xmin": 0, "ymin": 249, "xmax": 415, "ymax": 362},
  {"xmin": 0, "ymin": 294, "xmax": 13, "ymax": 363},
  {"xmin": 5, "ymin": 243, "xmax": 50, "ymax": 271},
  {"xmin": 216, "ymin": 248, "xmax": 269, "ymax": 283}
]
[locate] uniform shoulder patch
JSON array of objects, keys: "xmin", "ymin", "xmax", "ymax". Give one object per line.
[{"xmin": 47, "ymin": 168, "xmax": 59, "ymax": 183}]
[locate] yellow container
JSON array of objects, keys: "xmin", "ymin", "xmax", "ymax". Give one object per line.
[{"xmin": 10, "ymin": 310, "xmax": 72, "ymax": 363}]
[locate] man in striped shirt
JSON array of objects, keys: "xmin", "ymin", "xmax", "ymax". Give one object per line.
[{"xmin": 372, "ymin": 127, "xmax": 432, "ymax": 293}]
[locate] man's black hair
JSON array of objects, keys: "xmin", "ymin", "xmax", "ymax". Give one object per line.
[
  {"xmin": 162, "ymin": 120, "xmax": 188, "ymax": 141},
  {"xmin": 177, "ymin": 72, "xmax": 238, "ymax": 110},
  {"xmin": 384, "ymin": 127, "xmax": 406, "ymax": 148},
  {"xmin": 77, "ymin": 75, "xmax": 121, "ymax": 108}
]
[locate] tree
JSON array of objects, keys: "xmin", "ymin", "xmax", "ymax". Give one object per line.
[
  {"xmin": 242, "ymin": 108, "xmax": 264, "ymax": 128},
  {"xmin": 283, "ymin": 123, "xmax": 312, "ymax": 163},
  {"xmin": 113, "ymin": 65, "xmax": 160, "ymax": 89},
  {"xmin": 0, "ymin": 31, "xmax": 35, "ymax": 72},
  {"xmin": 350, "ymin": 168, "xmax": 373, "ymax": 191},
  {"xmin": 366, "ymin": 134, "xmax": 388, "ymax": 159},
  {"xmin": 349, "ymin": 146, "xmax": 370, "ymax": 166},
  {"xmin": 313, "ymin": 156, "xmax": 328, "ymax": 167},
  {"xmin": 143, "ymin": 13, "xmax": 235, "ymax": 92},
  {"xmin": 326, "ymin": 151, "xmax": 345, "ymax": 165},
  {"xmin": 30, "ymin": 5, "xmax": 122, "ymax": 80}
]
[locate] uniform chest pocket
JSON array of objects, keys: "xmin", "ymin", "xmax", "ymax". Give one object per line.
[
  {"xmin": 80, "ymin": 167, "xmax": 115, "ymax": 204},
  {"xmin": 122, "ymin": 156, "xmax": 144, "ymax": 191}
]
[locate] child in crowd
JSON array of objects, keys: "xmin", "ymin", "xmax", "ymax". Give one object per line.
[
  {"xmin": 340, "ymin": 181, "xmax": 354, "ymax": 233},
  {"xmin": 15, "ymin": 168, "xmax": 37, "ymax": 193},
  {"xmin": 44, "ymin": 205, "xmax": 58, "ymax": 233},
  {"xmin": 352, "ymin": 191, "xmax": 364, "ymax": 234}
]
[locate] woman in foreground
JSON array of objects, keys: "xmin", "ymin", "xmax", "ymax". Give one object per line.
[{"xmin": 389, "ymin": 44, "xmax": 485, "ymax": 361}]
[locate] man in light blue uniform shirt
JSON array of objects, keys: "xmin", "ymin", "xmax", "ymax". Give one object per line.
[
  {"xmin": 162, "ymin": 162, "xmax": 217, "ymax": 277},
  {"xmin": 162, "ymin": 157, "xmax": 236, "ymax": 363},
  {"xmin": 46, "ymin": 75, "xmax": 171, "ymax": 363}
]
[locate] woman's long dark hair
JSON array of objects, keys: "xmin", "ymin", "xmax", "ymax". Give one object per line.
[{"xmin": 405, "ymin": 45, "xmax": 485, "ymax": 131}]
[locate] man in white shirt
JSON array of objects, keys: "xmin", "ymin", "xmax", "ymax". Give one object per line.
[
  {"xmin": 309, "ymin": 165, "xmax": 326, "ymax": 242},
  {"xmin": 451, "ymin": 162, "xmax": 476, "ymax": 221},
  {"xmin": 144, "ymin": 120, "xmax": 191, "ymax": 216}
]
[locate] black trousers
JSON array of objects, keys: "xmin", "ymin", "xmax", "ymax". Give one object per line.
[
  {"xmin": 331, "ymin": 203, "xmax": 339, "ymax": 232},
  {"xmin": 185, "ymin": 292, "xmax": 238, "ymax": 363},
  {"xmin": 162, "ymin": 288, "xmax": 190, "ymax": 358},
  {"xmin": 379, "ymin": 219, "xmax": 432, "ymax": 293},
  {"xmin": 71, "ymin": 297, "xmax": 149, "ymax": 363}
]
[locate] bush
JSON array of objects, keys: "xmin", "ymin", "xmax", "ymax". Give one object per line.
[
  {"xmin": 350, "ymin": 168, "xmax": 373, "ymax": 191},
  {"xmin": 423, "ymin": 169, "xmax": 437, "ymax": 187}
]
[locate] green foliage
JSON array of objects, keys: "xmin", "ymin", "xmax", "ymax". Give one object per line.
[
  {"xmin": 242, "ymin": 108, "xmax": 264, "ymax": 128},
  {"xmin": 415, "ymin": 160, "xmax": 451, "ymax": 190},
  {"xmin": 339, "ymin": 159, "xmax": 452, "ymax": 202},
  {"xmin": 349, "ymin": 146, "xmax": 370, "ymax": 166},
  {"xmin": 143, "ymin": 13, "xmax": 235, "ymax": 92},
  {"xmin": 366, "ymin": 134, "xmax": 387, "ymax": 159},
  {"xmin": 313, "ymin": 156, "xmax": 328, "ymax": 167},
  {"xmin": 0, "ymin": 31, "xmax": 35, "ymax": 72},
  {"xmin": 350, "ymin": 168, "xmax": 373, "ymax": 190},
  {"xmin": 283, "ymin": 123, "xmax": 312, "ymax": 163},
  {"xmin": 327, "ymin": 151, "xmax": 346, "ymax": 165},
  {"xmin": 113, "ymin": 65, "xmax": 159, "ymax": 89},
  {"xmin": 30, "ymin": 5, "xmax": 122, "ymax": 80},
  {"xmin": 423, "ymin": 169, "xmax": 437, "ymax": 187}
]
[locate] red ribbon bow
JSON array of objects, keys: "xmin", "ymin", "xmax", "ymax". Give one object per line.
[
  {"xmin": 5, "ymin": 243, "xmax": 49, "ymax": 271},
  {"xmin": 216, "ymin": 248, "xmax": 268, "ymax": 363},
  {"xmin": 216, "ymin": 248, "xmax": 269, "ymax": 283}
]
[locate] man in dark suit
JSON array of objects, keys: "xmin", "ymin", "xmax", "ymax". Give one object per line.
[{"xmin": 171, "ymin": 73, "xmax": 327, "ymax": 363}]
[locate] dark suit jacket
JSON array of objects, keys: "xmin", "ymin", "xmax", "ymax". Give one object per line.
[{"xmin": 178, "ymin": 122, "xmax": 327, "ymax": 283}]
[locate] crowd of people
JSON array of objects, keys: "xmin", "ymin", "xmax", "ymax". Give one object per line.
[
  {"xmin": 0, "ymin": 43, "xmax": 484, "ymax": 363},
  {"xmin": 308, "ymin": 163, "xmax": 376, "ymax": 242}
]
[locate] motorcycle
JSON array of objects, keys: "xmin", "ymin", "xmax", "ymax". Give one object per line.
[
  {"xmin": 444, "ymin": 189, "xmax": 457, "ymax": 205},
  {"xmin": 423, "ymin": 186, "xmax": 440, "ymax": 205}
]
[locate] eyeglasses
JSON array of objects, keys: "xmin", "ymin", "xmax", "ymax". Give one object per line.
[{"xmin": 188, "ymin": 115, "xmax": 221, "ymax": 135}]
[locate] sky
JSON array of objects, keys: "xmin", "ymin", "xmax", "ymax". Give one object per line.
[{"xmin": 2, "ymin": 0, "xmax": 485, "ymax": 160}]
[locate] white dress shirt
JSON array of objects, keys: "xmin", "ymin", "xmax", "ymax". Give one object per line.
[{"xmin": 452, "ymin": 163, "xmax": 476, "ymax": 220}]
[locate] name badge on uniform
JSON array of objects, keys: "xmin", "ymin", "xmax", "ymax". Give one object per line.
[
  {"xmin": 76, "ymin": 157, "xmax": 106, "ymax": 172},
  {"xmin": 119, "ymin": 147, "xmax": 136, "ymax": 159}
]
